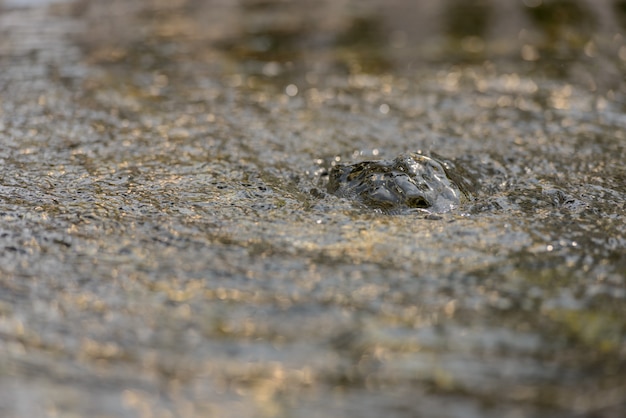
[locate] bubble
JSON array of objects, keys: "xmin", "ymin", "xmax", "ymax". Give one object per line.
[
  {"xmin": 285, "ymin": 84, "xmax": 298, "ymax": 97},
  {"xmin": 326, "ymin": 152, "xmax": 468, "ymax": 214}
]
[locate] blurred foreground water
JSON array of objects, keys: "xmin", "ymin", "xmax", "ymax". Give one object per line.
[{"xmin": 0, "ymin": 0, "xmax": 625, "ymax": 417}]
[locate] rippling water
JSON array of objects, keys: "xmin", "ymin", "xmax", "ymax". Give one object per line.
[{"xmin": 0, "ymin": 0, "xmax": 625, "ymax": 417}]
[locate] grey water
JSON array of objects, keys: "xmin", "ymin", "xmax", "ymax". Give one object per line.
[{"xmin": 0, "ymin": 0, "xmax": 625, "ymax": 417}]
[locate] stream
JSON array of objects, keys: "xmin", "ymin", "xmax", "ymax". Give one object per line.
[{"xmin": 0, "ymin": 0, "xmax": 625, "ymax": 417}]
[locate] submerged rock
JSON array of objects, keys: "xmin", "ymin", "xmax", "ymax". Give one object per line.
[{"xmin": 326, "ymin": 152, "xmax": 469, "ymax": 214}]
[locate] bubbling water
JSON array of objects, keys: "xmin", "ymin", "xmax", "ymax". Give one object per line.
[{"xmin": 326, "ymin": 152, "xmax": 469, "ymax": 214}]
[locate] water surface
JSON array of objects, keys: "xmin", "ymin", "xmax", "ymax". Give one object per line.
[{"xmin": 0, "ymin": 0, "xmax": 625, "ymax": 417}]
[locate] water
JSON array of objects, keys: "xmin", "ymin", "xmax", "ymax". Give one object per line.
[
  {"xmin": 325, "ymin": 152, "xmax": 468, "ymax": 214},
  {"xmin": 0, "ymin": 0, "xmax": 625, "ymax": 417}
]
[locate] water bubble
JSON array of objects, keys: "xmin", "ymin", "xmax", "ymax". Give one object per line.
[
  {"xmin": 326, "ymin": 153, "xmax": 468, "ymax": 214},
  {"xmin": 285, "ymin": 84, "xmax": 298, "ymax": 97},
  {"xmin": 262, "ymin": 62, "xmax": 281, "ymax": 77}
]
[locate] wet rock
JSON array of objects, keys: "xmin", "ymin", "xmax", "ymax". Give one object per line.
[{"xmin": 326, "ymin": 152, "xmax": 468, "ymax": 214}]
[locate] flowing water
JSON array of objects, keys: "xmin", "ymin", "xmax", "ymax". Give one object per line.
[{"xmin": 0, "ymin": 0, "xmax": 625, "ymax": 417}]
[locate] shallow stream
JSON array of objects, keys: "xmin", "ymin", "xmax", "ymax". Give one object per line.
[{"xmin": 1, "ymin": 0, "xmax": 625, "ymax": 417}]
